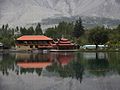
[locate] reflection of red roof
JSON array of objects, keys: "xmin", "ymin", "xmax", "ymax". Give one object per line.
[
  {"xmin": 17, "ymin": 62, "xmax": 51, "ymax": 68},
  {"xmin": 59, "ymin": 54, "xmax": 74, "ymax": 65},
  {"xmin": 17, "ymin": 35, "xmax": 53, "ymax": 41}
]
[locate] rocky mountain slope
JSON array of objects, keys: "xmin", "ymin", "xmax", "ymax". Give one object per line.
[{"xmin": 0, "ymin": 0, "xmax": 120, "ymax": 26}]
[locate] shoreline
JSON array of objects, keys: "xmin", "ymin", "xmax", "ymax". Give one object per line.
[{"xmin": 0, "ymin": 49, "xmax": 120, "ymax": 53}]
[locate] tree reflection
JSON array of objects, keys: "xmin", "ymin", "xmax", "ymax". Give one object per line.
[
  {"xmin": 46, "ymin": 52, "xmax": 84, "ymax": 83},
  {"xmin": 0, "ymin": 51, "xmax": 120, "ymax": 81},
  {"xmin": 86, "ymin": 52, "xmax": 109, "ymax": 76},
  {"xmin": 0, "ymin": 53, "xmax": 16, "ymax": 76},
  {"xmin": 15, "ymin": 53, "xmax": 52, "ymax": 76},
  {"xmin": 108, "ymin": 52, "xmax": 120, "ymax": 75},
  {"xmin": 19, "ymin": 68, "xmax": 42, "ymax": 76}
]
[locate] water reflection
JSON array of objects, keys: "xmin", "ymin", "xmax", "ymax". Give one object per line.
[
  {"xmin": 108, "ymin": 52, "xmax": 120, "ymax": 74},
  {"xmin": 0, "ymin": 53, "xmax": 15, "ymax": 76},
  {"xmin": 46, "ymin": 52, "xmax": 84, "ymax": 83},
  {"xmin": 0, "ymin": 52, "xmax": 120, "ymax": 82},
  {"xmin": 85, "ymin": 52, "xmax": 109, "ymax": 76},
  {"xmin": 15, "ymin": 53, "xmax": 52, "ymax": 76}
]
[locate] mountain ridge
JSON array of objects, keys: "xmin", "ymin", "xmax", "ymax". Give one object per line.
[{"xmin": 0, "ymin": 0, "xmax": 120, "ymax": 26}]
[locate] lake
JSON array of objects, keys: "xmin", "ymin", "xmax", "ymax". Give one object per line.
[{"xmin": 0, "ymin": 51, "xmax": 120, "ymax": 90}]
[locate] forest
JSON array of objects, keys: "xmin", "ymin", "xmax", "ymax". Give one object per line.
[{"xmin": 0, "ymin": 18, "xmax": 120, "ymax": 49}]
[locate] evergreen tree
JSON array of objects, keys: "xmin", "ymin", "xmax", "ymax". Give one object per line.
[
  {"xmin": 20, "ymin": 27, "xmax": 27, "ymax": 35},
  {"xmin": 2, "ymin": 25, "xmax": 5, "ymax": 30},
  {"xmin": 35, "ymin": 23, "xmax": 43, "ymax": 35},
  {"xmin": 45, "ymin": 27, "xmax": 59, "ymax": 38},
  {"xmin": 56, "ymin": 21, "xmax": 74, "ymax": 38},
  {"xmin": 27, "ymin": 26, "xmax": 35, "ymax": 35},
  {"xmin": 15, "ymin": 26, "xmax": 19, "ymax": 32},
  {"xmin": 57, "ymin": 21, "xmax": 67, "ymax": 36},
  {"xmin": 73, "ymin": 18, "xmax": 84, "ymax": 39},
  {"xmin": 116, "ymin": 24, "xmax": 120, "ymax": 34}
]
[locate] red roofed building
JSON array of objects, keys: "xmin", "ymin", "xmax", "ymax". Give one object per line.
[
  {"xmin": 56, "ymin": 38, "xmax": 76, "ymax": 49},
  {"xmin": 16, "ymin": 35, "xmax": 55, "ymax": 50},
  {"xmin": 17, "ymin": 35, "xmax": 53, "ymax": 41}
]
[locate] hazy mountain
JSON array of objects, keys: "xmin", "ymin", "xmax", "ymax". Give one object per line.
[{"xmin": 0, "ymin": 0, "xmax": 120, "ymax": 26}]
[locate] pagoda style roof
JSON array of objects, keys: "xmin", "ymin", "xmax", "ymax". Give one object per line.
[
  {"xmin": 57, "ymin": 38, "xmax": 74, "ymax": 46},
  {"xmin": 59, "ymin": 41, "xmax": 71, "ymax": 44},
  {"xmin": 17, "ymin": 35, "xmax": 53, "ymax": 41},
  {"xmin": 60, "ymin": 38, "xmax": 68, "ymax": 41}
]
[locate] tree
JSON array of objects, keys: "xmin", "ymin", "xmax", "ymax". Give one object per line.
[
  {"xmin": 20, "ymin": 27, "xmax": 27, "ymax": 35},
  {"xmin": 88, "ymin": 26, "xmax": 109, "ymax": 49},
  {"xmin": 35, "ymin": 23, "xmax": 43, "ymax": 35},
  {"xmin": 116, "ymin": 24, "xmax": 120, "ymax": 33},
  {"xmin": 0, "ymin": 24, "xmax": 15, "ymax": 48},
  {"xmin": 27, "ymin": 26, "xmax": 35, "ymax": 35},
  {"xmin": 44, "ymin": 27, "xmax": 59, "ymax": 38},
  {"xmin": 73, "ymin": 18, "xmax": 84, "ymax": 39},
  {"xmin": 108, "ymin": 24, "xmax": 120, "ymax": 48},
  {"xmin": 44, "ymin": 21, "xmax": 74, "ymax": 39},
  {"xmin": 56, "ymin": 21, "xmax": 74, "ymax": 38}
]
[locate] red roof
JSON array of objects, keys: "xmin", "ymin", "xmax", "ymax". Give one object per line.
[
  {"xmin": 60, "ymin": 38, "xmax": 68, "ymax": 41},
  {"xmin": 59, "ymin": 41, "xmax": 71, "ymax": 44},
  {"xmin": 17, "ymin": 35, "xmax": 53, "ymax": 41}
]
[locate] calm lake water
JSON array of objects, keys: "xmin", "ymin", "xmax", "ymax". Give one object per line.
[{"xmin": 0, "ymin": 51, "xmax": 120, "ymax": 90}]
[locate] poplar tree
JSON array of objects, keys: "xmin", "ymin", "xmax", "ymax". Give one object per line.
[
  {"xmin": 73, "ymin": 18, "xmax": 84, "ymax": 39},
  {"xmin": 35, "ymin": 23, "xmax": 43, "ymax": 35}
]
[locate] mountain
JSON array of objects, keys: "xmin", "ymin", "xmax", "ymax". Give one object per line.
[{"xmin": 0, "ymin": 0, "xmax": 120, "ymax": 26}]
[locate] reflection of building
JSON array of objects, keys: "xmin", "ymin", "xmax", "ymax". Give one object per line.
[
  {"xmin": 57, "ymin": 53, "xmax": 74, "ymax": 65},
  {"xmin": 16, "ymin": 35, "xmax": 55, "ymax": 51},
  {"xmin": 16, "ymin": 53, "xmax": 52, "ymax": 68},
  {"xmin": 46, "ymin": 52, "xmax": 84, "ymax": 83},
  {"xmin": 50, "ymin": 52, "xmax": 74, "ymax": 66},
  {"xmin": 15, "ymin": 52, "xmax": 75, "ymax": 75},
  {"xmin": 15, "ymin": 53, "xmax": 52, "ymax": 75},
  {"xmin": 17, "ymin": 62, "xmax": 51, "ymax": 69}
]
